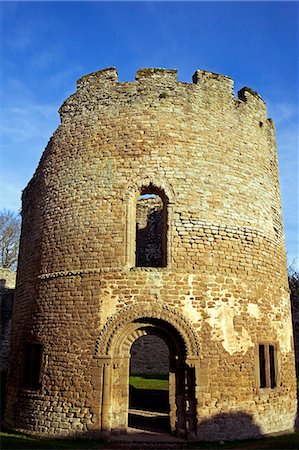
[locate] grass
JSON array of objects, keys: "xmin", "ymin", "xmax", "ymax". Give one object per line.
[
  {"xmin": 0, "ymin": 431, "xmax": 105, "ymax": 449},
  {"xmin": 129, "ymin": 374, "xmax": 169, "ymax": 391},
  {"xmin": 1, "ymin": 430, "xmax": 299, "ymax": 450}
]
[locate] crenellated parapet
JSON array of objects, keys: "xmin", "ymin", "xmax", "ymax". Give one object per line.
[{"xmin": 59, "ymin": 67, "xmax": 268, "ymax": 123}]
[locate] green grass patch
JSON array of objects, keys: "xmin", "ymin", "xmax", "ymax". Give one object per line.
[
  {"xmin": 129, "ymin": 374, "xmax": 169, "ymax": 391},
  {"xmin": 0, "ymin": 431, "xmax": 105, "ymax": 449}
]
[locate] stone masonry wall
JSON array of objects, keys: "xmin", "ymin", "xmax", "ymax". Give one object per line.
[
  {"xmin": 130, "ymin": 335, "xmax": 169, "ymax": 375},
  {"xmin": 136, "ymin": 195, "xmax": 164, "ymax": 267},
  {"xmin": 0, "ymin": 269, "xmax": 16, "ymax": 371},
  {"xmin": 4, "ymin": 68, "xmax": 297, "ymax": 440}
]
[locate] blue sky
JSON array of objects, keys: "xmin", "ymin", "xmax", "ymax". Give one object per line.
[{"xmin": 0, "ymin": 1, "xmax": 298, "ymax": 268}]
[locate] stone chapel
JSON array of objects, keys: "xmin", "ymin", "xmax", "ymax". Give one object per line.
[{"xmin": 4, "ymin": 68, "xmax": 297, "ymax": 440}]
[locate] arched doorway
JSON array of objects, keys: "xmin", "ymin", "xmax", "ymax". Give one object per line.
[{"xmin": 95, "ymin": 302, "xmax": 200, "ymax": 438}]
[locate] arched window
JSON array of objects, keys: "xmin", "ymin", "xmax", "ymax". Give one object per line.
[{"xmin": 135, "ymin": 186, "xmax": 167, "ymax": 267}]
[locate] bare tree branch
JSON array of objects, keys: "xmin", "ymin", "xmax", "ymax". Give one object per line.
[{"xmin": 0, "ymin": 210, "xmax": 21, "ymax": 271}]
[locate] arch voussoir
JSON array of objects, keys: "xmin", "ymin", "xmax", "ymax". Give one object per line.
[{"xmin": 95, "ymin": 301, "xmax": 200, "ymax": 359}]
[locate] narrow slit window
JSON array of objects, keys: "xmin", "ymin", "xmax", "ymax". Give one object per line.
[
  {"xmin": 135, "ymin": 189, "xmax": 167, "ymax": 267},
  {"xmin": 259, "ymin": 344, "xmax": 266, "ymax": 388},
  {"xmin": 258, "ymin": 343, "xmax": 277, "ymax": 389},
  {"xmin": 269, "ymin": 344, "xmax": 276, "ymax": 388},
  {"xmin": 23, "ymin": 344, "xmax": 43, "ymax": 390}
]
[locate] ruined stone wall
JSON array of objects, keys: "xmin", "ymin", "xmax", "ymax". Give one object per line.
[
  {"xmin": 130, "ymin": 335, "xmax": 169, "ymax": 375},
  {"xmin": 136, "ymin": 195, "xmax": 164, "ymax": 267},
  {"xmin": 0, "ymin": 269, "xmax": 16, "ymax": 371},
  {"xmin": 0, "ymin": 269, "xmax": 17, "ymax": 290},
  {"xmin": 290, "ymin": 274, "xmax": 299, "ymax": 365},
  {"xmin": 4, "ymin": 68, "xmax": 296, "ymax": 440}
]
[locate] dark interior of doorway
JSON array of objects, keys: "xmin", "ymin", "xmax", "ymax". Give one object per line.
[{"xmin": 129, "ymin": 335, "xmax": 170, "ymax": 433}]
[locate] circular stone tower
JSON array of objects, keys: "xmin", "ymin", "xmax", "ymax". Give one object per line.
[{"xmin": 4, "ymin": 68, "xmax": 297, "ymax": 440}]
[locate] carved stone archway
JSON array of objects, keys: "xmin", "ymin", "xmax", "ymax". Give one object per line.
[{"xmin": 95, "ymin": 302, "xmax": 200, "ymax": 438}]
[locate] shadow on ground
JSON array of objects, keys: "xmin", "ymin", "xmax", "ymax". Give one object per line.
[
  {"xmin": 128, "ymin": 409, "xmax": 170, "ymax": 434},
  {"xmin": 128, "ymin": 385, "xmax": 170, "ymax": 433},
  {"xmin": 129, "ymin": 385, "xmax": 169, "ymax": 412}
]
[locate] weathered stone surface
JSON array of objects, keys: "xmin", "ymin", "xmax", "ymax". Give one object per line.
[
  {"xmin": 3, "ymin": 67, "xmax": 297, "ymax": 441},
  {"xmin": 0, "ymin": 269, "xmax": 15, "ymax": 371}
]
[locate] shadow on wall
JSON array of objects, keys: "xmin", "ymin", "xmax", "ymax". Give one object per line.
[
  {"xmin": 196, "ymin": 411, "xmax": 263, "ymax": 441},
  {"xmin": 126, "ymin": 410, "xmax": 297, "ymax": 442},
  {"xmin": 295, "ymin": 385, "xmax": 299, "ymax": 433},
  {"xmin": 115, "ymin": 411, "xmax": 264, "ymax": 441},
  {"xmin": 2, "ymin": 407, "xmax": 299, "ymax": 447}
]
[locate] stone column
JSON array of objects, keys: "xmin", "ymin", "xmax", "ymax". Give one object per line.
[
  {"xmin": 112, "ymin": 356, "xmax": 130, "ymax": 430},
  {"xmin": 101, "ymin": 358, "xmax": 112, "ymax": 435},
  {"xmin": 169, "ymin": 369, "xmax": 176, "ymax": 433},
  {"xmin": 175, "ymin": 360, "xmax": 186, "ymax": 437}
]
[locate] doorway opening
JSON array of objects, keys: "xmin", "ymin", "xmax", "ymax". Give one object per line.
[
  {"xmin": 129, "ymin": 334, "xmax": 170, "ymax": 433},
  {"xmin": 97, "ymin": 307, "xmax": 199, "ymax": 438}
]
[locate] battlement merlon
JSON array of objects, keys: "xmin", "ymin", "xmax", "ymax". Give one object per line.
[
  {"xmin": 192, "ymin": 69, "xmax": 234, "ymax": 100},
  {"xmin": 135, "ymin": 68, "xmax": 178, "ymax": 82},
  {"xmin": 237, "ymin": 86, "xmax": 267, "ymax": 116},
  {"xmin": 77, "ymin": 67, "xmax": 118, "ymax": 89},
  {"xmin": 59, "ymin": 67, "xmax": 268, "ymax": 121}
]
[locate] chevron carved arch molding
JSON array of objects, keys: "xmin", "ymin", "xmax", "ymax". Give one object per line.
[{"xmin": 95, "ymin": 301, "xmax": 200, "ymax": 364}]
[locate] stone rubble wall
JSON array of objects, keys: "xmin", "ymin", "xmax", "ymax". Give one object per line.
[
  {"xmin": 0, "ymin": 269, "xmax": 17, "ymax": 289},
  {"xmin": 291, "ymin": 284, "xmax": 299, "ymax": 365},
  {"xmin": 136, "ymin": 195, "xmax": 164, "ymax": 267},
  {"xmin": 0, "ymin": 269, "xmax": 16, "ymax": 371},
  {"xmin": 130, "ymin": 335, "xmax": 169, "ymax": 375}
]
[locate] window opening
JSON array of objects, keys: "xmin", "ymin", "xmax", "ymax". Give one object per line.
[
  {"xmin": 136, "ymin": 191, "xmax": 167, "ymax": 267},
  {"xmin": 259, "ymin": 344, "xmax": 266, "ymax": 388},
  {"xmin": 258, "ymin": 343, "xmax": 277, "ymax": 389},
  {"xmin": 23, "ymin": 344, "xmax": 43, "ymax": 390},
  {"xmin": 269, "ymin": 344, "xmax": 276, "ymax": 388}
]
